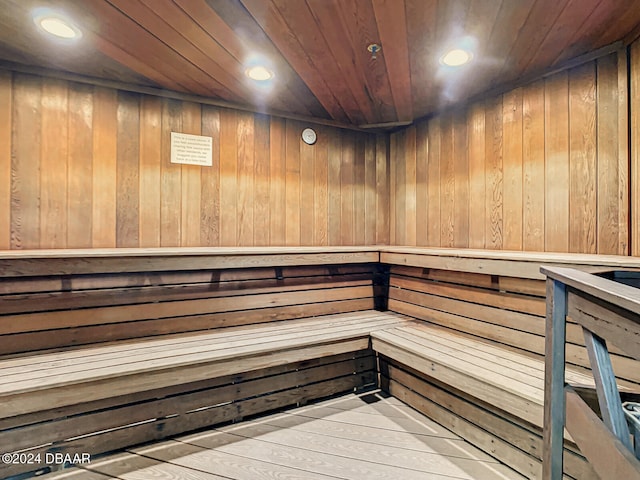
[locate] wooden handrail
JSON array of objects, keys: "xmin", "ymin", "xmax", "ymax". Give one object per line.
[{"xmin": 542, "ymin": 266, "xmax": 640, "ymax": 479}]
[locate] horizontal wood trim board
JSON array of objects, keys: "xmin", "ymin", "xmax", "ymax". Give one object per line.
[
  {"xmin": 0, "ymin": 299, "xmax": 374, "ymax": 356},
  {"xmin": 0, "ymin": 252, "xmax": 380, "ymax": 277},
  {"xmin": 0, "ymin": 286, "xmax": 374, "ymax": 334}
]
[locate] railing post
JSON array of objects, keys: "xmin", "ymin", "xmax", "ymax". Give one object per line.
[{"xmin": 543, "ymin": 278, "xmax": 567, "ymax": 480}]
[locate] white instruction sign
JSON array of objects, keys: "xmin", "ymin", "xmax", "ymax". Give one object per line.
[{"xmin": 171, "ymin": 132, "xmax": 213, "ymax": 166}]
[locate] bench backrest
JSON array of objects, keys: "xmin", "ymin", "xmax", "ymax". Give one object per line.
[
  {"xmin": 0, "ymin": 257, "xmax": 381, "ymax": 356},
  {"xmin": 386, "ymin": 262, "xmax": 640, "ymax": 389}
]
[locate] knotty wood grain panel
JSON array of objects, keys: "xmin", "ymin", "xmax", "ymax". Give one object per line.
[
  {"xmin": 502, "ymin": 88, "xmax": 523, "ymax": 251},
  {"xmin": 139, "ymin": 95, "xmax": 161, "ymax": 247},
  {"xmin": 11, "ymin": 74, "xmax": 42, "ymax": 249},
  {"xmin": 161, "ymin": 99, "xmax": 182, "ymax": 247},
  {"xmin": 5, "ymin": 73, "xmax": 387, "ymax": 250},
  {"xmin": 569, "ymin": 63, "xmax": 597, "ymax": 254},
  {"xmin": 453, "ymin": 111, "xmax": 469, "ymax": 248},
  {"xmin": 467, "ymin": 103, "xmax": 485, "ymax": 249},
  {"xmin": 485, "ymin": 96, "xmax": 504, "ymax": 250},
  {"xmin": 389, "ymin": 52, "xmax": 627, "ymax": 254},
  {"xmin": 236, "ymin": 111, "xmax": 255, "ymax": 246},
  {"xmin": 314, "ymin": 126, "xmax": 329, "ymax": 246},
  {"xmin": 67, "ymin": 83, "xmax": 94, "ymax": 248},
  {"xmin": 181, "ymin": 102, "xmax": 202, "ymax": 247},
  {"xmin": 404, "ymin": 127, "xmax": 417, "ymax": 246},
  {"xmin": 254, "ymin": 114, "xmax": 270, "ymax": 247},
  {"xmin": 544, "ymin": 71, "xmax": 570, "ymax": 252},
  {"xmin": 376, "ymin": 134, "xmax": 390, "ymax": 245},
  {"xmin": 522, "ymin": 80, "xmax": 545, "ymax": 252},
  {"xmin": 0, "ymin": 70, "xmax": 11, "ymax": 249},
  {"xmin": 200, "ymin": 105, "xmax": 221, "ymax": 246},
  {"xmin": 440, "ymin": 114, "xmax": 455, "ymax": 248},
  {"xmin": 632, "ymin": 39, "xmax": 640, "ymax": 255},
  {"xmin": 115, "ymin": 91, "xmax": 140, "ymax": 247},
  {"xmin": 92, "ymin": 87, "xmax": 117, "ymax": 248},
  {"xmin": 40, "ymin": 79, "xmax": 68, "ymax": 248}
]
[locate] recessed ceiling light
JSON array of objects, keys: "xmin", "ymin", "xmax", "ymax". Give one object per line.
[
  {"xmin": 34, "ymin": 13, "xmax": 81, "ymax": 39},
  {"xmin": 245, "ymin": 65, "xmax": 274, "ymax": 81},
  {"xmin": 440, "ymin": 48, "xmax": 473, "ymax": 67}
]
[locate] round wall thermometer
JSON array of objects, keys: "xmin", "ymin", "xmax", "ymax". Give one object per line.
[{"xmin": 301, "ymin": 127, "xmax": 317, "ymax": 145}]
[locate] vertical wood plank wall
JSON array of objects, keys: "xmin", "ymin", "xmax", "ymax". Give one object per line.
[
  {"xmin": 391, "ymin": 51, "xmax": 630, "ymax": 255},
  {"xmin": 0, "ymin": 71, "xmax": 390, "ymax": 249}
]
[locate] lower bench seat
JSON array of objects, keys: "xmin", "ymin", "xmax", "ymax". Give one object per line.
[
  {"xmin": 0, "ymin": 310, "xmax": 408, "ymax": 479},
  {"xmin": 371, "ymin": 321, "xmax": 601, "ymax": 480}
]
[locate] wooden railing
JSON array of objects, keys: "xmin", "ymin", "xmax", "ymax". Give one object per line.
[{"xmin": 542, "ymin": 266, "xmax": 640, "ymax": 480}]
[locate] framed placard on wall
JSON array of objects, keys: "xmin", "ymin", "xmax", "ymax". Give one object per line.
[{"xmin": 170, "ymin": 132, "xmax": 213, "ymax": 166}]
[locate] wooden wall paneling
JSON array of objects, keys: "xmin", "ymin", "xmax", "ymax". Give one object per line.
[
  {"xmin": 502, "ymin": 88, "xmax": 523, "ymax": 251},
  {"xmin": 253, "ymin": 114, "xmax": 270, "ymax": 246},
  {"xmin": 314, "ymin": 126, "xmax": 329, "ymax": 246},
  {"xmin": 236, "ymin": 111, "xmax": 254, "ymax": 246},
  {"xmin": 285, "ymin": 120, "xmax": 301, "ymax": 246},
  {"xmin": 40, "ymin": 79, "xmax": 68, "ymax": 248},
  {"xmin": 544, "ymin": 71, "xmax": 570, "ymax": 252},
  {"xmin": 340, "ymin": 130, "xmax": 355, "ymax": 245},
  {"xmin": 389, "ymin": 132, "xmax": 397, "ymax": 245},
  {"xmin": 353, "ymin": 135, "xmax": 366, "ymax": 245},
  {"xmin": 522, "ymin": 80, "xmax": 545, "ymax": 252},
  {"xmin": 219, "ymin": 108, "xmax": 237, "ymax": 246},
  {"xmin": 404, "ymin": 126, "xmax": 417, "ymax": 246},
  {"xmin": 453, "ymin": 110, "xmax": 469, "ymax": 248},
  {"xmin": 327, "ymin": 126, "xmax": 342, "ymax": 246},
  {"xmin": 427, "ymin": 117, "xmax": 441, "ymax": 246},
  {"xmin": 92, "ymin": 87, "xmax": 117, "ymax": 248},
  {"xmin": 269, "ymin": 117, "xmax": 286, "ymax": 245},
  {"xmin": 67, "ymin": 83, "xmax": 94, "ymax": 248},
  {"xmin": 115, "ymin": 91, "xmax": 140, "ymax": 248},
  {"xmin": 200, "ymin": 106, "xmax": 220, "ymax": 246},
  {"xmin": 485, "ymin": 97, "xmax": 503, "ymax": 250},
  {"xmin": 160, "ymin": 99, "xmax": 182, "ymax": 246},
  {"xmin": 375, "ymin": 134, "xmax": 390, "ymax": 245},
  {"xmin": 569, "ymin": 63, "xmax": 597, "ymax": 254},
  {"xmin": 415, "ymin": 122, "xmax": 429, "ymax": 246},
  {"xmin": 300, "ymin": 129, "xmax": 314, "ymax": 246},
  {"xmin": 632, "ymin": 40, "xmax": 640, "ymax": 255},
  {"xmin": 364, "ymin": 134, "xmax": 376, "ymax": 245},
  {"xmin": 467, "ymin": 103, "xmax": 486, "ymax": 248},
  {"xmin": 138, "ymin": 95, "xmax": 162, "ymax": 247},
  {"xmin": 440, "ymin": 114, "xmax": 455, "ymax": 248},
  {"xmin": 181, "ymin": 102, "xmax": 203, "ymax": 247},
  {"xmin": 616, "ymin": 49, "xmax": 629, "ymax": 256},
  {"xmin": 11, "ymin": 74, "xmax": 42, "ymax": 249},
  {"xmin": 0, "ymin": 70, "xmax": 11, "ymax": 249},
  {"xmin": 595, "ymin": 53, "xmax": 621, "ymax": 254},
  {"xmin": 391, "ymin": 131, "xmax": 405, "ymax": 245}
]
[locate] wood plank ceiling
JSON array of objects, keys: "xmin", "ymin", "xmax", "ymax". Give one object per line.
[{"xmin": 1, "ymin": 0, "xmax": 639, "ymax": 128}]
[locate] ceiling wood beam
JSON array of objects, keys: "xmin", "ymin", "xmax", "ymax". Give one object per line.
[{"xmin": 372, "ymin": 0, "xmax": 413, "ymax": 122}]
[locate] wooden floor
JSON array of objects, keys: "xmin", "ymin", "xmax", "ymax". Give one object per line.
[{"xmin": 42, "ymin": 390, "xmax": 524, "ymax": 480}]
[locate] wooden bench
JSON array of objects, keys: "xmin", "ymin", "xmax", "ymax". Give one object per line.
[
  {"xmin": 0, "ymin": 247, "xmax": 407, "ymax": 478},
  {"xmin": 376, "ymin": 248, "xmax": 640, "ymax": 480},
  {"xmin": 4, "ymin": 246, "xmax": 640, "ymax": 479}
]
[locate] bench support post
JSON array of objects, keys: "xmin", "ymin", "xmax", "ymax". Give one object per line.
[{"xmin": 543, "ymin": 278, "xmax": 567, "ymax": 480}]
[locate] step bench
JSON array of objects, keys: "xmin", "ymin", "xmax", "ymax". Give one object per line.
[
  {"xmin": 372, "ymin": 321, "xmax": 609, "ymax": 480},
  {"xmin": 0, "ymin": 310, "xmax": 408, "ymax": 479}
]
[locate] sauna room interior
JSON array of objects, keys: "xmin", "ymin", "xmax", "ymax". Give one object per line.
[{"xmin": 1, "ymin": 1, "xmax": 640, "ymax": 479}]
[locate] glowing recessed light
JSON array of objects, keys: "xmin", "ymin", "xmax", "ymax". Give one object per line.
[
  {"xmin": 34, "ymin": 12, "xmax": 81, "ymax": 39},
  {"xmin": 440, "ymin": 48, "xmax": 473, "ymax": 67},
  {"xmin": 245, "ymin": 65, "xmax": 274, "ymax": 81}
]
